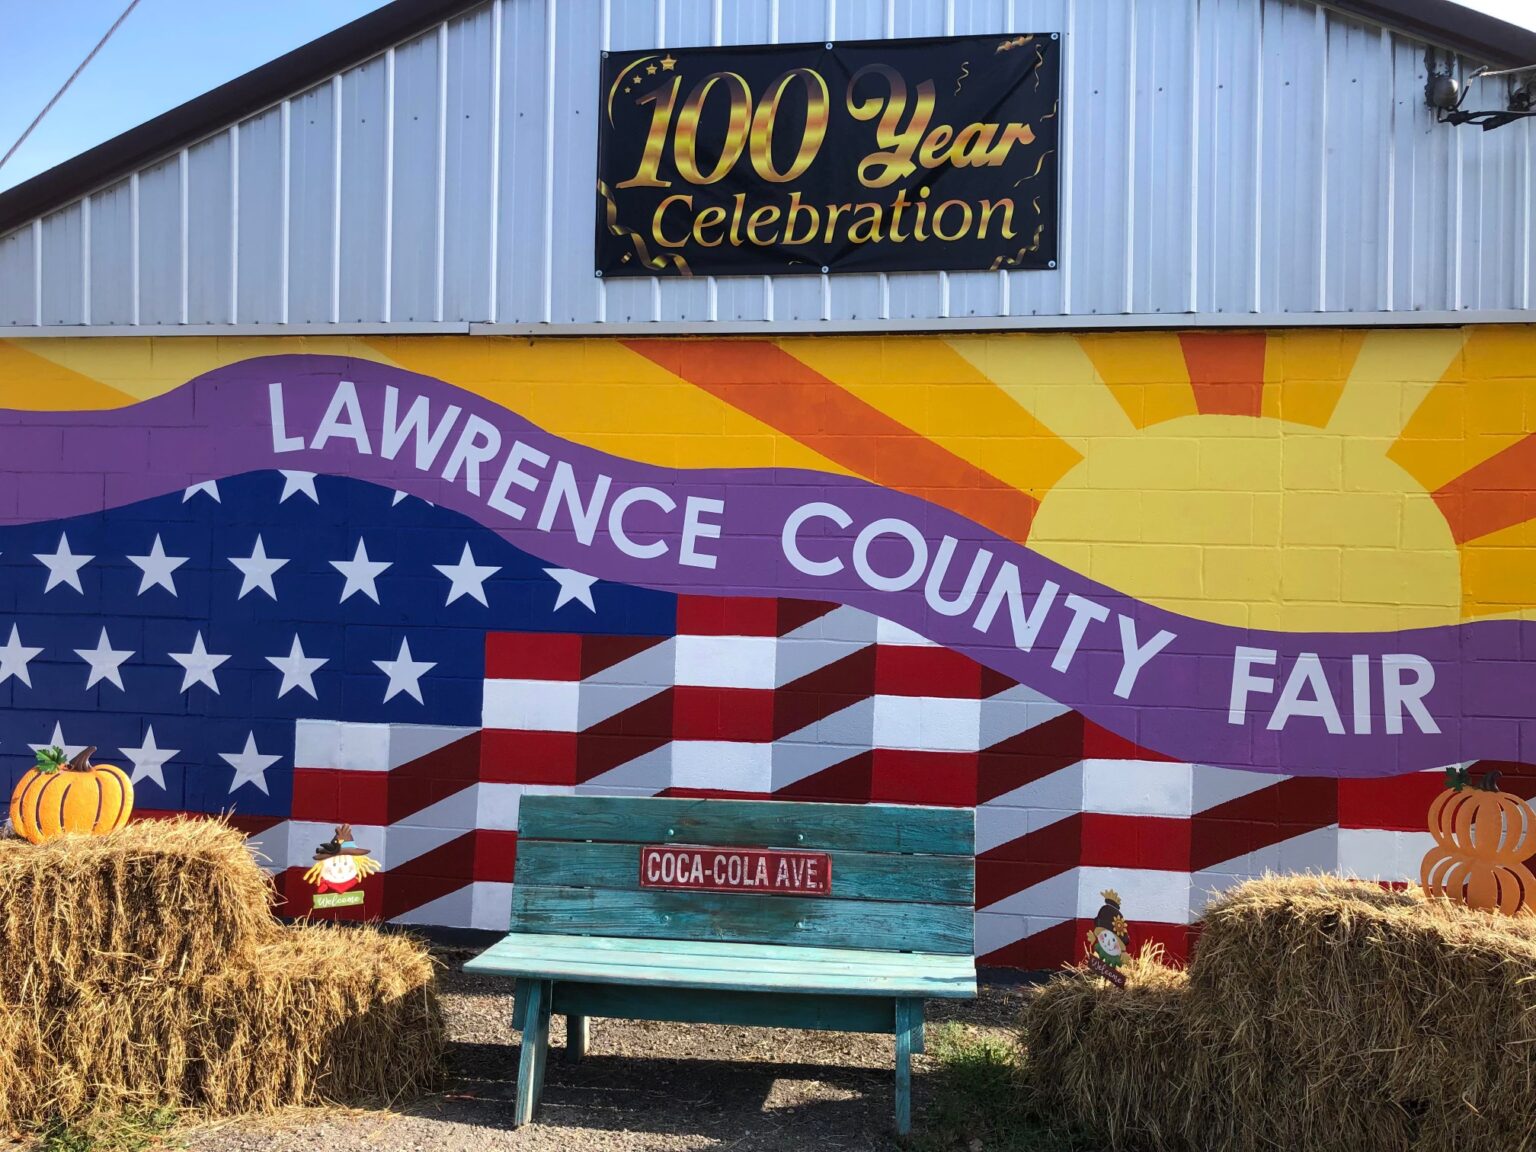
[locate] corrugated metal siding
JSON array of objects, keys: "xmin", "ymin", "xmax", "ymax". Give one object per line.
[{"xmin": 2, "ymin": 0, "xmax": 1533, "ymax": 330}]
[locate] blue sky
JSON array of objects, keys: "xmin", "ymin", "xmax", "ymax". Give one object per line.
[{"xmin": 1, "ymin": 0, "xmax": 1533, "ymax": 195}]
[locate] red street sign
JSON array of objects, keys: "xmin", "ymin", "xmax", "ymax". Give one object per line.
[{"xmin": 639, "ymin": 845, "xmax": 832, "ymax": 895}]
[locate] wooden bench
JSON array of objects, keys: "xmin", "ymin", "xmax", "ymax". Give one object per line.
[{"xmin": 465, "ymin": 795, "xmax": 976, "ymax": 1134}]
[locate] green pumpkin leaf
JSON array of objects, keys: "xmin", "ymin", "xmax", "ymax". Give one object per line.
[{"xmin": 33, "ymin": 746, "xmax": 67, "ymax": 774}]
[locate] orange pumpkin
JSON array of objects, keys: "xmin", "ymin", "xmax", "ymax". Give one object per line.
[
  {"xmin": 1421, "ymin": 768, "xmax": 1536, "ymax": 915},
  {"xmin": 9, "ymin": 745, "xmax": 133, "ymax": 845}
]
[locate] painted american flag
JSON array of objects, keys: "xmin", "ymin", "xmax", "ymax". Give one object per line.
[{"xmin": 0, "ymin": 467, "xmax": 1506, "ymax": 968}]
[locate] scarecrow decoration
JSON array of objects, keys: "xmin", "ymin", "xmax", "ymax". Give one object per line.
[
  {"xmin": 303, "ymin": 824, "xmax": 382, "ymax": 910},
  {"xmin": 1085, "ymin": 889, "xmax": 1131, "ymax": 988}
]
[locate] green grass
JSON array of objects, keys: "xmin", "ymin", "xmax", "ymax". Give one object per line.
[
  {"xmin": 910, "ymin": 1023, "xmax": 1098, "ymax": 1152},
  {"xmin": 36, "ymin": 1108, "xmax": 180, "ymax": 1152}
]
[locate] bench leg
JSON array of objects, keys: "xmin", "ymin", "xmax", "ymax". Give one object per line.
[
  {"xmin": 913, "ymin": 1007, "xmax": 926, "ymax": 1056},
  {"xmin": 894, "ymin": 998, "xmax": 919, "ymax": 1136},
  {"xmin": 567, "ymin": 1014, "xmax": 590, "ymax": 1062},
  {"xmin": 514, "ymin": 979, "xmax": 552, "ymax": 1127}
]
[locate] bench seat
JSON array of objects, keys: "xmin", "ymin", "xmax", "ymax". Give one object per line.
[{"xmin": 466, "ymin": 933, "xmax": 978, "ymax": 999}]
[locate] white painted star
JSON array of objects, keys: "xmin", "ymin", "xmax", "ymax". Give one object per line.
[
  {"xmin": 278, "ymin": 470, "xmax": 320, "ymax": 503},
  {"xmin": 544, "ymin": 567, "xmax": 598, "ymax": 612},
  {"xmin": 35, "ymin": 532, "xmax": 93, "ymax": 594},
  {"xmin": 266, "ymin": 634, "xmax": 328, "ymax": 699},
  {"xmin": 434, "ymin": 543, "xmax": 500, "ymax": 606},
  {"xmin": 0, "ymin": 624, "xmax": 43, "ymax": 687},
  {"xmin": 74, "ymin": 627, "xmax": 134, "ymax": 691},
  {"xmin": 28, "ymin": 722, "xmax": 85, "ymax": 761},
  {"xmin": 229, "ymin": 534, "xmax": 288, "ymax": 600},
  {"xmin": 120, "ymin": 725, "xmax": 179, "ymax": 790},
  {"xmin": 373, "ymin": 636, "xmax": 436, "ymax": 704},
  {"xmin": 219, "ymin": 731, "xmax": 280, "ymax": 795},
  {"xmin": 392, "ymin": 490, "xmax": 433, "ymax": 507},
  {"xmin": 331, "ymin": 538, "xmax": 391, "ymax": 603},
  {"xmin": 182, "ymin": 480, "xmax": 221, "ymax": 503},
  {"xmin": 127, "ymin": 534, "xmax": 188, "ymax": 596},
  {"xmin": 169, "ymin": 630, "xmax": 230, "ymax": 694}
]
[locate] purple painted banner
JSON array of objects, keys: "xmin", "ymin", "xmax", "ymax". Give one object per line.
[{"xmin": 3, "ymin": 355, "xmax": 1532, "ymax": 777}]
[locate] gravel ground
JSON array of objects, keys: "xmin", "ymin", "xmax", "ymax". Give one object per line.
[{"xmin": 179, "ymin": 952, "xmax": 1030, "ymax": 1152}]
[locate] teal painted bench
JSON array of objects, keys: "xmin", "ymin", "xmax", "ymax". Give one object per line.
[{"xmin": 465, "ymin": 795, "xmax": 976, "ymax": 1134}]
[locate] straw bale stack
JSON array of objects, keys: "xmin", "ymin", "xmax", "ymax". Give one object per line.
[
  {"xmin": 0, "ymin": 818, "xmax": 443, "ymax": 1129},
  {"xmin": 1021, "ymin": 875, "xmax": 1536, "ymax": 1152}
]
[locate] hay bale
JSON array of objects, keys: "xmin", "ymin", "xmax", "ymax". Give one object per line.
[
  {"xmin": 0, "ymin": 820, "xmax": 444, "ymax": 1130},
  {"xmin": 0, "ymin": 818, "xmax": 278, "ymax": 997},
  {"xmin": 1190, "ymin": 875, "xmax": 1536, "ymax": 1152},
  {"xmin": 0, "ymin": 924, "xmax": 444, "ymax": 1127},
  {"xmin": 1021, "ymin": 876, "xmax": 1536, "ymax": 1152},
  {"xmin": 1021, "ymin": 947, "xmax": 1200, "ymax": 1152}
]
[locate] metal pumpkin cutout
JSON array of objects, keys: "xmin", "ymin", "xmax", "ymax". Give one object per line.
[{"xmin": 1421, "ymin": 767, "xmax": 1536, "ymax": 915}]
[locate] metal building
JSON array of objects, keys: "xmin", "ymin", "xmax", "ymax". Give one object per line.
[{"xmin": 3, "ymin": 0, "xmax": 1536, "ymax": 968}]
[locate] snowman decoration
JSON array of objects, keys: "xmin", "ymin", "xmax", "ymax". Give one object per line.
[
  {"xmin": 1084, "ymin": 889, "xmax": 1131, "ymax": 987},
  {"xmin": 303, "ymin": 824, "xmax": 382, "ymax": 909}
]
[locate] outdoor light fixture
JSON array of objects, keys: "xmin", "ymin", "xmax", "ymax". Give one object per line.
[{"xmin": 1425, "ymin": 48, "xmax": 1536, "ymax": 131}]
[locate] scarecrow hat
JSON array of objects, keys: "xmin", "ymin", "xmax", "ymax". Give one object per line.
[
  {"xmin": 1093, "ymin": 889, "xmax": 1123, "ymax": 932},
  {"xmin": 314, "ymin": 823, "xmax": 371, "ymax": 859}
]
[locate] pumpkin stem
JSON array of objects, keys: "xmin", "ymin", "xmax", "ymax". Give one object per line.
[
  {"xmin": 65, "ymin": 746, "xmax": 96, "ymax": 772},
  {"xmin": 1478, "ymin": 769, "xmax": 1505, "ymax": 793},
  {"xmin": 32, "ymin": 746, "xmax": 67, "ymax": 774}
]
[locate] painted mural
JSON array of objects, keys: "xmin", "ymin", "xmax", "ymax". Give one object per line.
[{"xmin": 1, "ymin": 326, "xmax": 1534, "ymax": 967}]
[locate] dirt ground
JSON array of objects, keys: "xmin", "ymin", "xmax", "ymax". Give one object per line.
[{"xmin": 180, "ymin": 955, "xmax": 1031, "ymax": 1152}]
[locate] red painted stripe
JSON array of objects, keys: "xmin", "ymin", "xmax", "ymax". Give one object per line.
[
  {"xmin": 485, "ymin": 631, "xmax": 584, "ymax": 681},
  {"xmin": 774, "ymin": 751, "xmax": 875, "ymax": 803},
  {"xmin": 1079, "ymin": 813, "xmax": 1192, "ymax": 871},
  {"xmin": 980, "ymin": 917, "xmax": 1194, "ymax": 970},
  {"xmin": 1188, "ymin": 776, "xmax": 1338, "ymax": 871},
  {"xmin": 772, "ymin": 646, "xmax": 877, "ymax": 738},
  {"xmin": 474, "ymin": 829, "xmax": 519, "ymax": 884},
  {"xmin": 1338, "ymin": 772, "xmax": 1442, "ymax": 831},
  {"xmin": 1430, "ymin": 434, "xmax": 1536, "ymax": 543},
  {"xmin": 677, "ymin": 595, "xmax": 784, "ymax": 637},
  {"xmin": 874, "ymin": 645, "xmax": 988, "ymax": 698},
  {"xmin": 869, "ymin": 748, "xmax": 979, "ymax": 806},
  {"xmin": 479, "ymin": 728, "xmax": 579, "ymax": 785},
  {"xmin": 673, "ymin": 685, "xmax": 778, "ymax": 742},
  {"xmin": 977, "ymin": 710, "xmax": 1084, "ymax": 804}
]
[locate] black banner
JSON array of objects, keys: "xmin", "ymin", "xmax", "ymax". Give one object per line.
[{"xmin": 595, "ymin": 34, "xmax": 1060, "ymax": 279}]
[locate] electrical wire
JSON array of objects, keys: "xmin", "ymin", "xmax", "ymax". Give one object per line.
[{"xmin": 0, "ymin": 0, "xmax": 144, "ymax": 174}]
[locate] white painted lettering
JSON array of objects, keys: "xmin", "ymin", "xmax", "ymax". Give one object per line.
[
  {"xmin": 608, "ymin": 486, "xmax": 676, "ymax": 560},
  {"xmin": 311, "ymin": 380, "xmax": 373, "ymax": 454},
  {"xmin": 267, "ymin": 383, "xmax": 305, "ymax": 452},
  {"xmin": 1228, "ymin": 647, "xmax": 1278, "ymax": 725},
  {"xmin": 782, "ymin": 501, "xmax": 852, "ymax": 577},
  {"xmin": 680, "ymin": 496, "xmax": 725, "ymax": 570},
  {"xmin": 1114, "ymin": 615, "xmax": 1177, "ymax": 699},
  {"xmin": 381, "ymin": 386, "xmax": 460, "ymax": 469}
]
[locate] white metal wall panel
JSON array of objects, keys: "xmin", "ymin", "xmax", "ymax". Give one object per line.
[
  {"xmin": 235, "ymin": 109, "xmax": 285, "ymax": 323},
  {"xmin": 338, "ymin": 58, "xmax": 389, "ymax": 323},
  {"xmin": 88, "ymin": 180, "xmax": 133, "ymax": 325},
  {"xmin": 39, "ymin": 204, "xmax": 84, "ymax": 326},
  {"xmin": 443, "ymin": 5, "xmax": 496, "ymax": 322},
  {"xmin": 285, "ymin": 83, "xmax": 337, "ymax": 322},
  {"xmin": 2, "ymin": 0, "xmax": 1534, "ymax": 331},
  {"xmin": 137, "ymin": 157, "xmax": 182, "ymax": 323},
  {"xmin": 391, "ymin": 29, "xmax": 444, "ymax": 322},
  {"xmin": 0, "ymin": 224, "xmax": 34, "ymax": 326},
  {"xmin": 185, "ymin": 133, "xmax": 233, "ymax": 323}
]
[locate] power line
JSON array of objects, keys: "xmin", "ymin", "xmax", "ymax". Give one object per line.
[{"xmin": 0, "ymin": 0, "xmax": 144, "ymax": 174}]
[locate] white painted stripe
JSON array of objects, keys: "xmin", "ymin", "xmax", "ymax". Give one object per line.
[
  {"xmin": 672, "ymin": 740, "xmax": 774, "ymax": 793},
  {"xmin": 576, "ymin": 745, "xmax": 673, "ymax": 793},
  {"xmin": 674, "ymin": 634, "xmax": 778, "ymax": 689},
  {"xmin": 1337, "ymin": 827, "xmax": 1433, "ymax": 883},
  {"xmin": 475, "ymin": 783, "xmax": 574, "ymax": 832},
  {"xmin": 781, "ymin": 604, "xmax": 880, "ymax": 644},
  {"xmin": 390, "ymin": 883, "xmax": 474, "ymax": 928},
  {"xmin": 584, "ymin": 637, "xmax": 676, "ymax": 687},
  {"xmin": 875, "ymin": 618, "xmax": 937, "ymax": 646},
  {"xmin": 1081, "ymin": 759, "xmax": 1194, "ymax": 818},
  {"xmin": 872, "ymin": 694, "xmax": 981, "ymax": 752},
  {"xmin": 978, "ymin": 683, "xmax": 1073, "ymax": 747},
  {"xmin": 470, "ymin": 880, "xmax": 515, "ymax": 932},
  {"xmin": 979, "ymin": 865, "xmax": 1196, "ymax": 927},
  {"xmin": 293, "ymin": 720, "xmax": 476, "ymax": 771},
  {"xmin": 1190, "ymin": 763, "xmax": 1289, "ymax": 812},
  {"xmin": 482, "ymin": 678, "xmax": 581, "ymax": 731}
]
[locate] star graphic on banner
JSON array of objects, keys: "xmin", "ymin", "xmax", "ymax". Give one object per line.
[
  {"xmin": 74, "ymin": 627, "xmax": 134, "ymax": 691},
  {"xmin": 374, "ymin": 637, "xmax": 436, "ymax": 704},
  {"xmin": 182, "ymin": 480, "xmax": 220, "ymax": 503},
  {"xmin": 278, "ymin": 470, "xmax": 321, "ymax": 503},
  {"xmin": 229, "ymin": 535, "xmax": 288, "ymax": 600},
  {"xmin": 28, "ymin": 722, "xmax": 85, "ymax": 761},
  {"xmin": 0, "ymin": 624, "xmax": 43, "ymax": 687},
  {"xmin": 544, "ymin": 567, "xmax": 598, "ymax": 612},
  {"xmin": 660, "ymin": 53, "xmax": 676, "ymax": 70},
  {"xmin": 220, "ymin": 732, "xmax": 280, "ymax": 795},
  {"xmin": 169, "ymin": 630, "xmax": 230, "ymax": 694},
  {"xmin": 434, "ymin": 543, "xmax": 500, "ymax": 606},
  {"xmin": 127, "ymin": 534, "xmax": 188, "ymax": 596},
  {"xmin": 332, "ymin": 538, "xmax": 391, "ymax": 603},
  {"xmin": 35, "ymin": 532, "xmax": 93, "ymax": 594},
  {"xmin": 646, "ymin": 63, "xmax": 657, "ymax": 74},
  {"xmin": 266, "ymin": 634, "xmax": 328, "ymax": 699},
  {"xmin": 120, "ymin": 725, "xmax": 178, "ymax": 790}
]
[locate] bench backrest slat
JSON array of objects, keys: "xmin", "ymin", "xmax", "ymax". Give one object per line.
[{"xmin": 512, "ymin": 796, "xmax": 974, "ymax": 956}]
